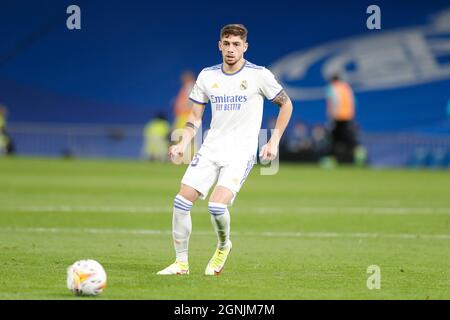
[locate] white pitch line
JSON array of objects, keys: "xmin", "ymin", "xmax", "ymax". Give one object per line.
[
  {"xmin": 1, "ymin": 226, "xmax": 449, "ymax": 240},
  {"xmin": 2, "ymin": 205, "xmax": 450, "ymax": 215},
  {"xmin": 15, "ymin": 205, "xmax": 168, "ymax": 213},
  {"xmin": 250, "ymin": 207, "xmax": 450, "ymax": 215}
]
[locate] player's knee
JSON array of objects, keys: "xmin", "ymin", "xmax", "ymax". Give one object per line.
[
  {"xmin": 209, "ymin": 186, "xmax": 234, "ymax": 205},
  {"xmin": 208, "ymin": 202, "xmax": 227, "ymax": 216},
  {"xmin": 178, "ymin": 184, "xmax": 200, "ymax": 203}
]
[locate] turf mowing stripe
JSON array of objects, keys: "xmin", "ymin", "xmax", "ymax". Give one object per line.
[
  {"xmin": 1, "ymin": 227, "xmax": 449, "ymax": 240},
  {"xmin": 5, "ymin": 205, "xmax": 450, "ymax": 215}
]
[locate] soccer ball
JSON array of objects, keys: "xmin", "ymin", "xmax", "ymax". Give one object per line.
[{"xmin": 67, "ymin": 259, "xmax": 107, "ymax": 296}]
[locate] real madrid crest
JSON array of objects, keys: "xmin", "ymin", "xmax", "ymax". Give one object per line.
[{"xmin": 240, "ymin": 80, "xmax": 248, "ymax": 90}]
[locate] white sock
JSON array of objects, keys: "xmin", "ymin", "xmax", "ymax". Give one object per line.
[
  {"xmin": 172, "ymin": 195, "xmax": 193, "ymax": 263},
  {"xmin": 208, "ymin": 202, "xmax": 231, "ymax": 250}
]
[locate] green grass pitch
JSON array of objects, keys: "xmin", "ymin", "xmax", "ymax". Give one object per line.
[{"xmin": 0, "ymin": 157, "xmax": 449, "ymax": 299}]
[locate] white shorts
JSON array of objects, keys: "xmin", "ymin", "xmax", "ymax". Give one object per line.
[{"xmin": 181, "ymin": 153, "xmax": 256, "ymax": 204}]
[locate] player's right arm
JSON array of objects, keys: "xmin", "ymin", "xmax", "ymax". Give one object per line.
[{"xmin": 168, "ymin": 102, "xmax": 205, "ymax": 163}]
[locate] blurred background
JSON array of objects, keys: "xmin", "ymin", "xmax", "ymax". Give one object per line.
[{"xmin": 1, "ymin": 0, "xmax": 450, "ymax": 168}]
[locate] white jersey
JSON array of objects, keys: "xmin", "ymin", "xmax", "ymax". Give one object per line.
[{"xmin": 189, "ymin": 60, "xmax": 283, "ymax": 164}]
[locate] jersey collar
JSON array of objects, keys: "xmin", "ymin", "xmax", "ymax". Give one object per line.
[{"xmin": 221, "ymin": 59, "xmax": 246, "ymax": 76}]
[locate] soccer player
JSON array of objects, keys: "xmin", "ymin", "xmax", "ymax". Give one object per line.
[{"xmin": 157, "ymin": 24, "xmax": 293, "ymax": 276}]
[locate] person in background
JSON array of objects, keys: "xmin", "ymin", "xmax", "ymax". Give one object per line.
[
  {"xmin": 286, "ymin": 121, "xmax": 311, "ymax": 154},
  {"xmin": 143, "ymin": 112, "xmax": 170, "ymax": 162},
  {"xmin": 173, "ymin": 71, "xmax": 196, "ymax": 131},
  {"xmin": 0, "ymin": 105, "xmax": 15, "ymax": 155},
  {"xmin": 311, "ymin": 124, "xmax": 329, "ymax": 155},
  {"xmin": 325, "ymin": 74, "xmax": 358, "ymax": 163},
  {"xmin": 172, "ymin": 71, "xmax": 197, "ymax": 161}
]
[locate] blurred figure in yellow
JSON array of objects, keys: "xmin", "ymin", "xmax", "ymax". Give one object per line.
[
  {"xmin": 0, "ymin": 105, "xmax": 15, "ymax": 155},
  {"xmin": 173, "ymin": 71, "xmax": 196, "ymax": 130},
  {"xmin": 143, "ymin": 112, "xmax": 170, "ymax": 162}
]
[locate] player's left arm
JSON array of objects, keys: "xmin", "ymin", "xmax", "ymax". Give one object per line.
[{"xmin": 260, "ymin": 90, "xmax": 293, "ymax": 161}]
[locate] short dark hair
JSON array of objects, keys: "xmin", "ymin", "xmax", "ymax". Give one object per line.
[{"xmin": 220, "ymin": 24, "xmax": 248, "ymax": 41}]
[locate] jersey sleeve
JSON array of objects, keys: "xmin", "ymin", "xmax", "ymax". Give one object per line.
[
  {"xmin": 259, "ymin": 67, "xmax": 284, "ymax": 101},
  {"xmin": 189, "ymin": 71, "xmax": 209, "ymax": 105}
]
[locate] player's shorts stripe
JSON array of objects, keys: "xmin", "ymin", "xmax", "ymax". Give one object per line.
[
  {"xmin": 189, "ymin": 97, "xmax": 207, "ymax": 105},
  {"xmin": 269, "ymin": 89, "xmax": 284, "ymax": 102},
  {"xmin": 240, "ymin": 158, "xmax": 255, "ymax": 185}
]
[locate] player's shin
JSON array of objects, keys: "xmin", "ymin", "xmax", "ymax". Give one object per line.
[
  {"xmin": 172, "ymin": 195, "xmax": 193, "ymax": 263},
  {"xmin": 208, "ymin": 202, "xmax": 231, "ymax": 250}
]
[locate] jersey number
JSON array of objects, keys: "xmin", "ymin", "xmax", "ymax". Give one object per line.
[{"xmin": 190, "ymin": 155, "xmax": 200, "ymax": 167}]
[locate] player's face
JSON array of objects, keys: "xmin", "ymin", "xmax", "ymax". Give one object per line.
[{"xmin": 219, "ymin": 35, "xmax": 248, "ymax": 66}]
